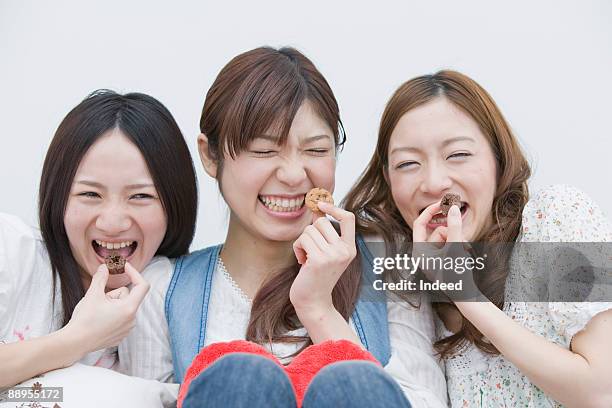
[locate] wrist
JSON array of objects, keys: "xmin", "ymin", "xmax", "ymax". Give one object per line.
[
  {"xmin": 294, "ymin": 303, "xmax": 337, "ymax": 326},
  {"xmin": 56, "ymin": 324, "xmax": 90, "ymax": 366}
]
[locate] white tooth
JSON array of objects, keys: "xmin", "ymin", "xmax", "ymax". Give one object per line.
[
  {"xmin": 289, "ymin": 199, "xmax": 296, "ymax": 207},
  {"xmin": 106, "ymin": 242, "xmax": 113, "ymax": 249},
  {"xmin": 113, "ymin": 243, "xmax": 120, "ymax": 249},
  {"xmin": 96, "ymin": 240, "xmax": 102, "ymax": 245},
  {"xmin": 282, "ymin": 199, "xmax": 289, "ymax": 208},
  {"xmin": 120, "ymin": 242, "xmax": 126, "ymax": 248}
]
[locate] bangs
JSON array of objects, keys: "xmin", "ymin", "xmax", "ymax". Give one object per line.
[
  {"xmin": 201, "ymin": 46, "xmax": 345, "ymax": 162},
  {"xmin": 220, "ymin": 64, "xmax": 307, "ymax": 158}
]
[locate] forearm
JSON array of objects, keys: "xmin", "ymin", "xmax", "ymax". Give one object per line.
[
  {"xmin": 0, "ymin": 326, "xmax": 87, "ymax": 388},
  {"xmin": 456, "ymin": 301, "xmax": 609, "ymax": 407},
  {"xmin": 296, "ymin": 306, "xmax": 362, "ymax": 346}
]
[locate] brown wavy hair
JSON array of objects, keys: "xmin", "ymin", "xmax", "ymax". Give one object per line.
[
  {"xmin": 343, "ymin": 70, "xmax": 531, "ymax": 357},
  {"xmin": 199, "ymin": 46, "xmax": 361, "ymax": 353}
]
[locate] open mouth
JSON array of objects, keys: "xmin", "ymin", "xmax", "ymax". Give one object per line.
[
  {"xmin": 258, "ymin": 194, "xmax": 306, "ymax": 213},
  {"xmin": 92, "ymin": 240, "xmax": 138, "ymax": 272}
]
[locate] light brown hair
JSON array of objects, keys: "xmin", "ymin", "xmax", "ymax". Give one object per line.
[
  {"xmin": 343, "ymin": 70, "xmax": 531, "ymax": 357},
  {"xmin": 200, "ymin": 46, "xmax": 360, "ymax": 353}
]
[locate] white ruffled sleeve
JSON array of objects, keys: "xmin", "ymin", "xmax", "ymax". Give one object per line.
[{"xmin": 521, "ymin": 185, "xmax": 612, "ymax": 346}]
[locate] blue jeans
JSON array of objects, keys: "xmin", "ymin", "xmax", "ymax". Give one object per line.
[{"xmin": 182, "ymin": 353, "xmax": 412, "ymax": 408}]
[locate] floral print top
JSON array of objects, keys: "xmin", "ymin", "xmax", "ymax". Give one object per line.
[{"xmin": 439, "ymin": 185, "xmax": 612, "ymax": 407}]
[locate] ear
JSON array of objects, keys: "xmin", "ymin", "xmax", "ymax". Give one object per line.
[{"xmin": 197, "ymin": 133, "xmax": 218, "ymax": 178}]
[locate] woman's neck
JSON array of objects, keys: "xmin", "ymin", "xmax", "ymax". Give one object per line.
[{"xmin": 220, "ymin": 215, "xmax": 296, "ymax": 298}]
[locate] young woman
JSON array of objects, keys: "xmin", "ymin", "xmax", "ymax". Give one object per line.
[
  {"xmin": 0, "ymin": 90, "xmax": 197, "ymax": 390},
  {"xmin": 344, "ymin": 70, "xmax": 612, "ymax": 407},
  {"xmin": 121, "ymin": 47, "xmax": 448, "ymax": 408}
]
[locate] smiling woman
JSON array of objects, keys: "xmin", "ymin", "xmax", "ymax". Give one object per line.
[
  {"xmin": 0, "ymin": 90, "xmax": 197, "ymax": 394},
  {"xmin": 119, "ymin": 47, "xmax": 448, "ymax": 408},
  {"xmin": 344, "ymin": 70, "xmax": 612, "ymax": 407}
]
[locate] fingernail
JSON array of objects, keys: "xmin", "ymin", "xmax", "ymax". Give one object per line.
[
  {"xmin": 450, "ymin": 205, "xmax": 460, "ymax": 215},
  {"xmin": 317, "ymin": 201, "xmax": 332, "ymax": 210}
]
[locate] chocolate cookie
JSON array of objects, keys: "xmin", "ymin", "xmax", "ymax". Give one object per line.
[
  {"xmin": 440, "ymin": 193, "xmax": 461, "ymax": 216},
  {"xmin": 305, "ymin": 188, "xmax": 334, "ymax": 215},
  {"xmin": 105, "ymin": 253, "xmax": 126, "ymax": 275}
]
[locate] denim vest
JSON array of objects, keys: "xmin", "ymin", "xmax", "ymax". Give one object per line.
[{"xmin": 165, "ymin": 235, "xmax": 390, "ymax": 382}]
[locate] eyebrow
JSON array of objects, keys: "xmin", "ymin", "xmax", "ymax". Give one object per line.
[
  {"xmin": 75, "ymin": 180, "xmax": 155, "ymax": 189},
  {"xmin": 390, "ymin": 136, "xmax": 476, "ymax": 155},
  {"xmin": 301, "ymin": 134, "xmax": 332, "ymax": 143},
  {"xmin": 255, "ymin": 134, "xmax": 333, "ymax": 144}
]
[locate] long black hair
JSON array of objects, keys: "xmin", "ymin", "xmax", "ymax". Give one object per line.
[{"xmin": 39, "ymin": 90, "xmax": 198, "ymax": 326}]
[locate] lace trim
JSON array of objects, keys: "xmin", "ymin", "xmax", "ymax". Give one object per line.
[{"xmin": 218, "ymin": 256, "xmax": 252, "ymax": 304}]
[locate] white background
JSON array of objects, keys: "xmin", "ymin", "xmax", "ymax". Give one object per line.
[{"xmin": 1, "ymin": 0, "xmax": 610, "ymax": 250}]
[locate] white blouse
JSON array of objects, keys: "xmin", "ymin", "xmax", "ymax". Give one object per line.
[
  {"xmin": 120, "ymin": 252, "xmax": 449, "ymax": 408},
  {"xmin": 0, "ymin": 213, "xmax": 178, "ymax": 407},
  {"xmin": 439, "ymin": 185, "xmax": 612, "ymax": 407},
  {"xmin": 0, "ymin": 213, "xmax": 117, "ymax": 368}
]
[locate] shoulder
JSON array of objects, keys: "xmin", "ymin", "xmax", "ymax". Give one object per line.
[
  {"xmin": 140, "ymin": 256, "xmax": 173, "ymax": 295},
  {"xmin": 0, "ymin": 213, "xmax": 49, "ymax": 291},
  {"xmin": 520, "ymin": 185, "xmax": 612, "ymax": 242},
  {"xmin": 176, "ymin": 244, "xmax": 222, "ymax": 264},
  {"xmin": 0, "ymin": 212, "xmax": 42, "ymax": 244}
]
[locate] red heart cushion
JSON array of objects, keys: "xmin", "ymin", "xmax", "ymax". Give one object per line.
[{"xmin": 177, "ymin": 339, "xmax": 380, "ymax": 408}]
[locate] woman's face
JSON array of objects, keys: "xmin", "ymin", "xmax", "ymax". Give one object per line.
[
  {"xmin": 64, "ymin": 129, "xmax": 168, "ymax": 289},
  {"xmin": 219, "ymin": 101, "xmax": 336, "ymax": 242},
  {"xmin": 386, "ymin": 97, "xmax": 497, "ymax": 241}
]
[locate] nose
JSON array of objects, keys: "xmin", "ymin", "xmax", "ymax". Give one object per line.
[
  {"xmin": 419, "ymin": 161, "xmax": 452, "ymax": 196},
  {"xmin": 95, "ymin": 201, "xmax": 132, "ymax": 235},
  {"xmin": 276, "ymin": 155, "xmax": 307, "ymax": 187}
]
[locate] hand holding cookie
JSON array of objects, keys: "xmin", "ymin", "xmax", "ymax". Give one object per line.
[
  {"xmin": 65, "ymin": 261, "xmax": 150, "ymax": 356},
  {"xmin": 413, "ymin": 192, "xmax": 464, "ymax": 244},
  {"xmin": 290, "ymin": 189, "xmax": 357, "ymax": 320}
]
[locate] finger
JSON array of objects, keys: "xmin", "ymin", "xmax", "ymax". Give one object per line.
[
  {"xmin": 293, "ymin": 239, "xmax": 308, "ymax": 264},
  {"xmin": 312, "ymin": 217, "xmax": 341, "ymax": 244},
  {"xmin": 413, "ymin": 202, "xmax": 442, "ymax": 242},
  {"xmin": 87, "ymin": 264, "xmax": 109, "ymax": 295},
  {"xmin": 124, "ymin": 262, "xmax": 150, "ymax": 307},
  {"xmin": 446, "ymin": 205, "xmax": 463, "ymax": 242},
  {"xmin": 303, "ymin": 225, "xmax": 329, "ymax": 252},
  {"xmin": 311, "ymin": 210, "xmax": 326, "ymax": 223},
  {"xmin": 428, "ymin": 226, "xmax": 448, "ymax": 244},
  {"xmin": 296, "ymin": 232, "xmax": 323, "ymax": 263},
  {"xmin": 106, "ymin": 286, "xmax": 129, "ymax": 300},
  {"xmin": 316, "ymin": 202, "xmax": 355, "ymax": 246}
]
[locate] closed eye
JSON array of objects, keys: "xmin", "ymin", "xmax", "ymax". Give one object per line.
[
  {"xmin": 306, "ymin": 148, "xmax": 330, "ymax": 155},
  {"xmin": 250, "ymin": 150, "xmax": 277, "ymax": 156},
  {"xmin": 448, "ymin": 152, "xmax": 472, "ymax": 159},
  {"xmin": 130, "ymin": 193, "xmax": 155, "ymax": 200},
  {"xmin": 78, "ymin": 191, "xmax": 101, "ymax": 198},
  {"xmin": 396, "ymin": 161, "xmax": 418, "ymax": 169}
]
